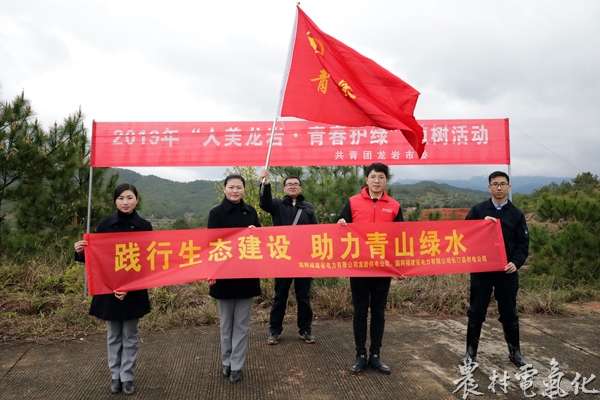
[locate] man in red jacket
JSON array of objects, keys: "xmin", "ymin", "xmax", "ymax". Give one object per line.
[{"xmin": 337, "ymin": 163, "xmax": 403, "ymax": 375}]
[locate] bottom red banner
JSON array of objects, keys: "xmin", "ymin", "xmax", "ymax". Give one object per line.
[{"xmin": 84, "ymin": 220, "xmax": 507, "ymax": 295}]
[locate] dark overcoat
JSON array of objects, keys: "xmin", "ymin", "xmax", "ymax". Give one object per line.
[
  {"xmin": 207, "ymin": 198, "xmax": 262, "ymax": 299},
  {"xmin": 76, "ymin": 210, "xmax": 152, "ymax": 320}
]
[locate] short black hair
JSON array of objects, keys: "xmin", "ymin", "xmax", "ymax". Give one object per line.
[
  {"xmin": 488, "ymin": 171, "xmax": 510, "ymax": 184},
  {"xmin": 113, "ymin": 183, "xmax": 139, "ymax": 202},
  {"xmin": 224, "ymin": 174, "xmax": 245, "ymax": 187},
  {"xmin": 284, "ymin": 176, "xmax": 302, "ymax": 186},
  {"xmin": 365, "ymin": 163, "xmax": 390, "ymax": 179}
]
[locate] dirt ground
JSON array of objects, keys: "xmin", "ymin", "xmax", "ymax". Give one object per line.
[{"xmin": 2, "ymin": 313, "xmax": 600, "ymax": 399}]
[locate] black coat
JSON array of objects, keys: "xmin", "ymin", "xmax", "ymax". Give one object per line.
[
  {"xmin": 466, "ymin": 199, "xmax": 529, "ymax": 269},
  {"xmin": 207, "ymin": 198, "xmax": 262, "ymax": 299},
  {"xmin": 259, "ymin": 183, "xmax": 318, "ymax": 226},
  {"xmin": 76, "ymin": 210, "xmax": 152, "ymax": 320}
]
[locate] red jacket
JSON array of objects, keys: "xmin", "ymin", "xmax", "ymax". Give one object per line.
[{"xmin": 340, "ymin": 187, "xmax": 403, "ymax": 223}]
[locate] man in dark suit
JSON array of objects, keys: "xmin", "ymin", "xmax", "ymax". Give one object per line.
[{"xmin": 462, "ymin": 171, "xmax": 530, "ymax": 368}]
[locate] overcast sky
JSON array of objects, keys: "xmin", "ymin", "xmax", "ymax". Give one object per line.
[{"xmin": 2, "ymin": 0, "xmax": 598, "ymax": 184}]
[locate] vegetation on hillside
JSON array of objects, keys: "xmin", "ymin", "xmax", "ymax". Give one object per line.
[
  {"xmin": 111, "ymin": 168, "xmax": 490, "ymax": 227},
  {"xmin": 391, "ymin": 181, "xmax": 489, "ymax": 209},
  {"xmin": 518, "ymin": 172, "xmax": 600, "ymax": 287},
  {"xmin": 115, "ymin": 169, "xmax": 219, "ymax": 224}
]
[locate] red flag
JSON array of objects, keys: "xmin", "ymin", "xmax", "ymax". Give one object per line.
[{"xmin": 280, "ymin": 6, "xmax": 426, "ymax": 157}]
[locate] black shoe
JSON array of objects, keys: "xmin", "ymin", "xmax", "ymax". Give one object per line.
[
  {"xmin": 222, "ymin": 365, "xmax": 231, "ymax": 377},
  {"xmin": 230, "ymin": 370, "xmax": 242, "ymax": 383},
  {"xmin": 502, "ymin": 322, "xmax": 529, "ymax": 368},
  {"xmin": 110, "ymin": 379, "xmax": 122, "ymax": 394},
  {"xmin": 300, "ymin": 332, "xmax": 316, "ymax": 344},
  {"xmin": 122, "ymin": 381, "xmax": 135, "ymax": 395},
  {"xmin": 461, "ymin": 322, "xmax": 482, "ymax": 365},
  {"xmin": 349, "ymin": 354, "xmax": 368, "ymax": 374},
  {"xmin": 509, "ymin": 348, "xmax": 529, "ymax": 368},
  {"xmin": 268, "ymin": 332, "xmax": 280, "ymax": 345},
  {"xmin": 369, "ymin": 354, "xmax": 391, "ymax": 375}
]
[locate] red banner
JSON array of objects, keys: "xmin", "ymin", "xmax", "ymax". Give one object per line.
[
  {"xmin": 91, "ymin": 119, "xmax": 509, "ymax": 167},
  {"xmin": 84, "ymin": 220, "xmax": 507, "ymax": 295}
]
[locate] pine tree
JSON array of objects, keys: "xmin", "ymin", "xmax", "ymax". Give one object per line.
[
  {"xmin": 0, "ymin": 90, "xmax": 116, "ymax": 262},
  {"xmin": 0, "ymin": 91, "xmax": 47, "ymax": 261},
  {"xmin": 529, "ymin": 173, "xmax": 600, "ymax": 285},
  {"xmin": 301, "ymin": 166, "xmax": 363, "ymax": 223}
]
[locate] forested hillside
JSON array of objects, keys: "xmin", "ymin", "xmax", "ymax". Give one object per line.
[
  {"xmin": 390, "ymin": 181, "xmax": 489, "ymax": 208},
  {"xmin": 110, "ymin": 169, "xmax": 491, "ymax": 222},
  {"xmin": 114, "ymin": 169, "xmax": 220, "ymax": 221}
]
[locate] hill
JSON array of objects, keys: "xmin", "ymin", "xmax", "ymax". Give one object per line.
[
  {"xmin": 393, "ymin": 175, "xmax": 572, "ymax": 194},
  {"xmin": 106, "ymin": 169, "xmax": 524, "ymax": 222},
  {"xmin": 390, "ymin": 181, "xmax": 489, "ymax": 208},
  {"xmin": 113, "ymin": 168, "xmax": 220, "ymax": 221}
]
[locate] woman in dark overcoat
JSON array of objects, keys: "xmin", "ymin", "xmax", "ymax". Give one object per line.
[
  {"xmin": 74, "ymin": 183, "xmax": 152, "ymax": 396},
  {"xmin": 207, "ymin": 174, "xmax": 262, "ymax": 384}
]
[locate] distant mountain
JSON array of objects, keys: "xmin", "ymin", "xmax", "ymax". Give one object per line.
[
  {"xmin": 390, "ymin": 181, "xmax": 489, "ymax": 208},
  {"xmin": 391, "ymin": 176, "xmax": 572, "ymax": 194},
  {"xmin": 107, "ymin": 169, "xmax": 567, "ymax": 222},
  {"xmin": 112, "ymin": 168, "xmax": 220, "ymax": 221}
]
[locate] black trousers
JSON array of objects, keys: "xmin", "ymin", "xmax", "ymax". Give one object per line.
[
  {"xmin": 350, "ymin": 277, "xmax": 391, "ymax": 355},
  {"xmin": 269, "ymin": 278, "xmax": 313, "ymax": 335},
  {"xmin": 467, "ymin": 271, "xmax": 519, "ymax": 325}
]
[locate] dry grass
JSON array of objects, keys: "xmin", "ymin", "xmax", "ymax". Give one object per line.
[
  {"xmin": 0, "ymin": 262, "xmax": 596, "ymax": 344},
  {"xmin": 0, "ymin": 291, "xmax": 102, "ymax": 342},
  {"xmin": 388, "ymin": 275, "xmax": 471, "ymax": 315}
]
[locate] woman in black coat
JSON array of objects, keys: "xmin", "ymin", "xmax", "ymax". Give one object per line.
[
  {"xmin": 74, "ymin": 183, "xmax": 152, "ymax": 396},
  {"xmin": 207, "ymin": 174, "xmax": 261, "ymax": 384}
]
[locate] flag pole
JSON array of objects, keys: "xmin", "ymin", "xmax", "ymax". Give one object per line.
[
  {"xmin": 84, "ymin": 120, "xmax": 96, "ymax": 297},
  {"xmin": 260, "ymin": 3, "xmax": 300, "ymax": 195},
  {"xmin": 84, "ymin": 164, "xmax": 93, "ymax": 298},
  {"xmin": 263, "ymin": 118, "xmax": 279, "ymax": 173}
]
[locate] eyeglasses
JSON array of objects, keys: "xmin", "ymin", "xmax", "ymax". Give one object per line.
[
  {"xmin": 285, "ymin": 183, "xmax": 301, "ymax": 188},
  {"xmin": 490, "ymin": 182, "xmax": 509, "ymax": 188}
]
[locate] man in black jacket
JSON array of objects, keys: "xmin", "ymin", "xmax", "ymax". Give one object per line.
[
  {"xmin": 462, "ymin": 171, "xmax": 530, "ymax": 368},
  {"xmin": 259, "ymin": 169, "xmax": 319, "ymax": 345}
]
